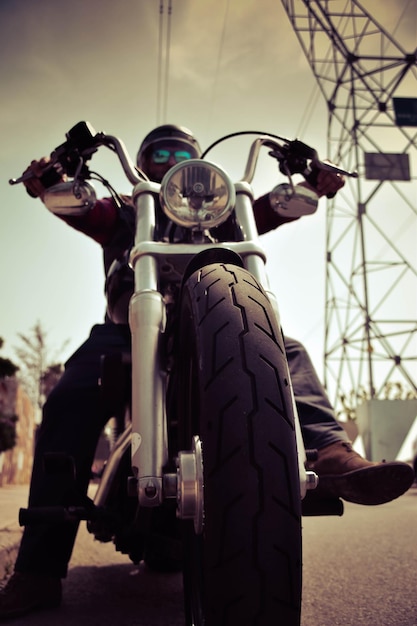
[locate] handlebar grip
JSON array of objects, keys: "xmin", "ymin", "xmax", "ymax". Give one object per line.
[
  {"xmin": 304, "ymin": 166, "xmax": 319, "ymax": 188},
  {"xmin": 39, "ymin": 166, "xmax": 64, "ymax": 189},
  {"xmin": 304, "ymin": 166, "xmax": 336, "ymax": 199}
]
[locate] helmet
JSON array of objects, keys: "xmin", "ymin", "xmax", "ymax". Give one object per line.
[{"xmin": 137, "ymin": 124, "xmax": 202, "ymax": 169}]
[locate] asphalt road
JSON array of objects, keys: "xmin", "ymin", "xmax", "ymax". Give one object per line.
[{"xmin": 3, "ymin": 487, "xmax": 417, "ymax": 625}]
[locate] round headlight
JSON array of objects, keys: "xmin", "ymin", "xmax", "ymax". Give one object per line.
[{"xmin": 159, "ymin": 159, "xmax": 235, "ymax": 229}]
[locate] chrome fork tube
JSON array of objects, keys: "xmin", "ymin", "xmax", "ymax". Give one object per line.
[
  {"xmin": 235, "ymin": 182, "xmax": 270, "ymax": 287},
  {"xmin": 129, "ymin": 183, "xmax": 168, "ymax": 506}
]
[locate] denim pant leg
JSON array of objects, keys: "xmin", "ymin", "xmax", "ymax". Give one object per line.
[
  {"xmin": 284, "ymin": 336, "xmax": 348, "ymax": 451},
  {"xmin": 15, "ymin": 323, "xmax": 131, "ymax": 578}
]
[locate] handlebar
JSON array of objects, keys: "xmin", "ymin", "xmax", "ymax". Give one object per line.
[
  {"xmin": 9, "ymin": 121, "xmax": 358, "ymax": 189},
  {"xmin": 240, "ymin": 136, "xmax": 357, "ymax": 183},
  {"xmin": 9, "ymin": 122, "xmax": 147, "ymax": 187}
]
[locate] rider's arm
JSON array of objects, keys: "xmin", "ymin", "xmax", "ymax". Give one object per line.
[{"xmin": 23, "ymin": 157, "xmax": 120, "ymax": 245}]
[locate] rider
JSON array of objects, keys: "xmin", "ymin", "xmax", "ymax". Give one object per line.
[{"xmin": 0, "ymin": 124, "xmax": 413, "ymax": 619}]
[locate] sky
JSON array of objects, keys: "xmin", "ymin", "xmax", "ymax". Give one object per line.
[{"xmin": 0, "ymin": 0, "xmax": 415, "ymax": 386}]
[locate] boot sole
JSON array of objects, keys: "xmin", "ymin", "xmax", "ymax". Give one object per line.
[{"xmin": 315, "ymin": 462, "xmax": 415, "ymax": 506}]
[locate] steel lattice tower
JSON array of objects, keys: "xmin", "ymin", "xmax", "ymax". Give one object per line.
[{"xmin": 280, "ymin": 0, "xmax": 417, "ymax": 416}]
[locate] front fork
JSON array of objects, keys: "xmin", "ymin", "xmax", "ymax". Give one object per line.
[
  {"xmin": 128, "ymin": 182, "xmax": 168, "ymax": 507},
  {"xmin": 128, "ymin": 181, "xmax": 317, "ymax": 515}
]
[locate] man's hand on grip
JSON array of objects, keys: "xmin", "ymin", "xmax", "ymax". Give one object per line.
[{"xmin": 23, "ymin": 157, "xmax": 66, "ymax": 199}]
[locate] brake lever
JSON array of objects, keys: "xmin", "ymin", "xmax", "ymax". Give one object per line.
[
  {"xmin": 311, "ymin": 157, "xmax": 358, "ymax": 179},
  {"xmin": 10, "ymin": 121, "xmax": 100, "ymax": 186},
  {"xmin": 9, "ymin": 160, "xmax": 63, "ymax": 187},
  {"xmin": 303, "ymin": 157, "xmax": 358, "ymax": 199},
  {"xmin": 284, "ymin": 138, "xmax": 358, "ymax": 182},
  {"xmin": 9, "ymin": 170, "xmax": 36, "ymax": 185}
]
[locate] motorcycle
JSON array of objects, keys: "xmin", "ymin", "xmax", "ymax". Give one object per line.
[{"xmin": 10, "ymin": 122, "xmax": 357, "ymax": 625}]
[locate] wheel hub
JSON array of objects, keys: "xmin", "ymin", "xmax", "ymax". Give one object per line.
[{"xmin": 177, "ymin": 435, "xmax": 204, "ymax": 534}]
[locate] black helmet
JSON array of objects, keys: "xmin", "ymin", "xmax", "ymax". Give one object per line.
[{"xmin": 137, "ymin": 124, "xmax": 202, "ymax": 169}]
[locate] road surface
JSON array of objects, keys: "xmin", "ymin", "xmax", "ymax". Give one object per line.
[{"xmin": 3, "ymin": 487, "xmax": 417, "ymax": 625}]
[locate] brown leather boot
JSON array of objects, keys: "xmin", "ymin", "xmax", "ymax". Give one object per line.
[
  {"xmin": 0, "ymin": 571, "xmax": 62, "ymax": 620},
  {"xmin": 308, "ymin": 440, "xmax": 415, "ymax": 505}
]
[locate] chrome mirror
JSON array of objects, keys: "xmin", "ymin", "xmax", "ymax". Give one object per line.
[
  {"xmin": 43, "ymin": 181, "xmax": 97, "ymax": 216},
  {"xmin": 269, "ymin": 183, "xmax": 318, "ymax": 218}
]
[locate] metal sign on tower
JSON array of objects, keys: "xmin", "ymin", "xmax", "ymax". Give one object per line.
[{"xmin": 280, "ymin": 1, "xmax": 417, "ymax": 417}]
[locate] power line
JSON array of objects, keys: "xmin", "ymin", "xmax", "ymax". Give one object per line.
[
  {"xmin": 156, "ymin": 0, "xmax": 164, "ymax": 124},
  {"xmin": 156, "ymin": 0, "xmax": 173, "ymax": 125},
  {"xmin": 162, "ymin": 0, "xmax": 173, "ymax": 122},
  {"xmin": 391, "ymin": 0, "xmax": 413, "ymax": 42},
  {"xmin": 207, "ymin": 0, "xmax": 231, "ymax": 131},
  {"xmin": 296, "ymin": 82, "xmax": 321, "ymax": 138}
]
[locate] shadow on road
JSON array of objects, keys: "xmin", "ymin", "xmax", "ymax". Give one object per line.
[{"xmin": 8, "ymin": 562, "xmax": 184, "ymax": 626}]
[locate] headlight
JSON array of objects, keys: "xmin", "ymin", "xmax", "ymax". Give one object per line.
[{"xmin": 159, "ymin": 159, "xmax": 235, "ymax": 229}]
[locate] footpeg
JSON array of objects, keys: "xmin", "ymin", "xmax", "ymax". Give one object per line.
[
  {"xmin": 302, "ymin": 492, "xmax": 344, "ymax": 516},
  {"xmin": 19, "ymin": 505, "xmax": 92, "ymax": 526},
  {"xmin": 19, "ymin": 502, "xmax": 113, "ymax": 526}
]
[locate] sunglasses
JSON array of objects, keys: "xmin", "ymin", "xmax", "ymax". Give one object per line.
[{"xmin": 151, "ymin": 148, "xmax": 193, "ymax": 164}]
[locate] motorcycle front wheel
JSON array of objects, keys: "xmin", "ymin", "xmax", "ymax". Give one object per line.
[{"xmin": 175, "ymin": 263, "xmax": 302, "ymax": 626}]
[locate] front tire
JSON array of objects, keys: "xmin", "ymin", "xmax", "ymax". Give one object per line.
[{"xmin": 175, "ymin": 263, "xmax": 302, "ymax": 626}]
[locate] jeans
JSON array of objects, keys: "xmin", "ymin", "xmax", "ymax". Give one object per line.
[
  {"xmin": 284, "ymin": 336, "xmax": 348, "ymax": 450},
  {"xmin": 16, "ymin": 326, "xmax": 347, "ymax": 577}
]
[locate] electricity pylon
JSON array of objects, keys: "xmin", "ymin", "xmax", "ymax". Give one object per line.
[{"xmin": 280, "ymin": 0, "xmax": 417, "ymax": 415}]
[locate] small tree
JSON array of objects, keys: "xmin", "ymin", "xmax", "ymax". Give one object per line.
[{"xmin": 14, "ymin": 321, "xmax": 67, "ymax": 410}]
